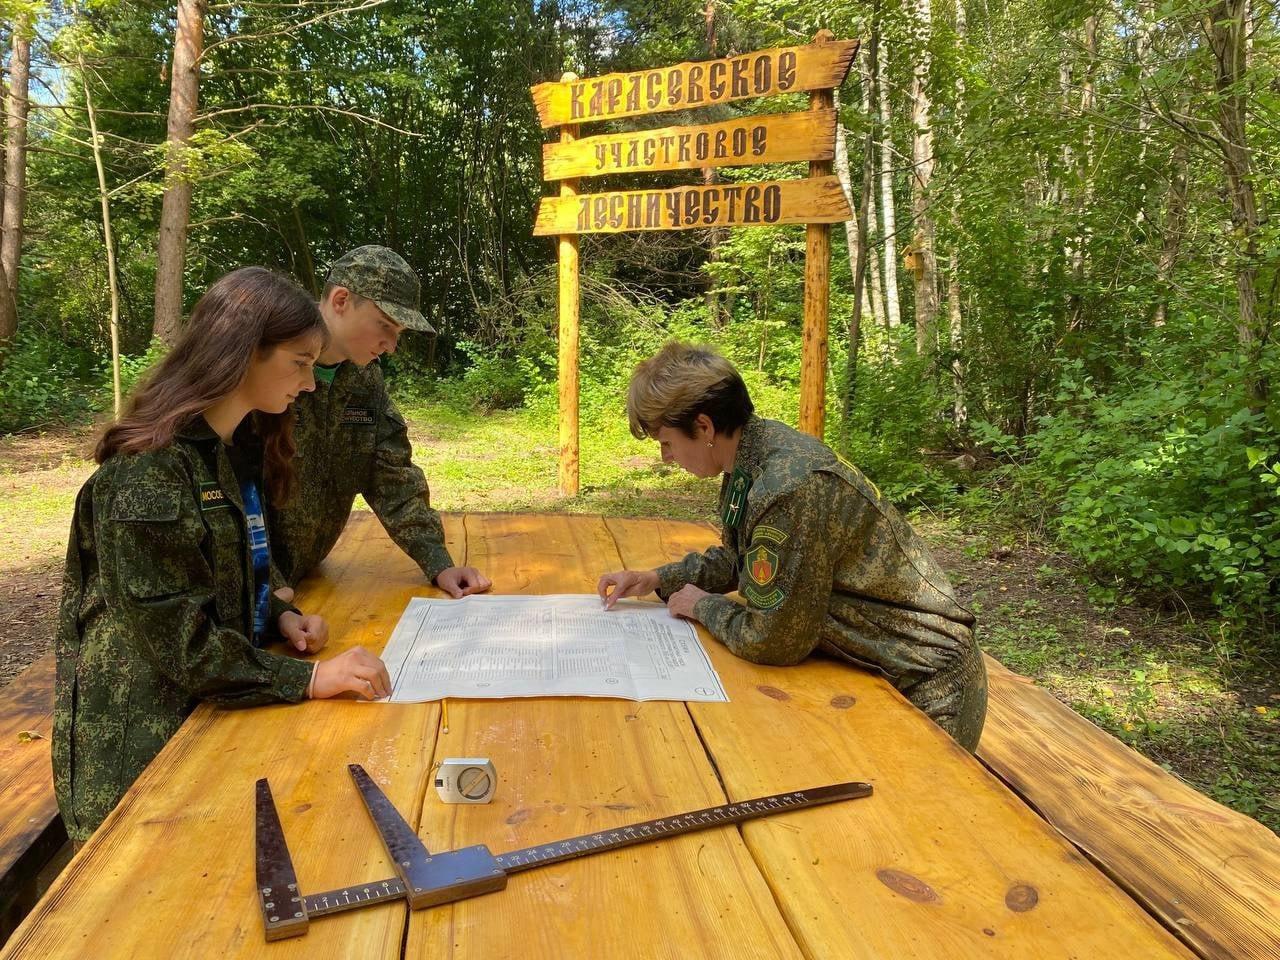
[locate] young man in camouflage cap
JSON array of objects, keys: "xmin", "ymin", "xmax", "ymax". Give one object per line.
[{"xmin": 269, "ymin": 245, "xmax": 491, "ymax": 598}]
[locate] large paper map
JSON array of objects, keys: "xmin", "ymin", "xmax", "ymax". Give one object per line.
[{"xmin": 380, "ymin": 594, "xmax": 729, "ymax": 703}]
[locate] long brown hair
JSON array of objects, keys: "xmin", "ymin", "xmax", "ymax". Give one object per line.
[{"xmin": 97, "ymin": 267, "xmax": 325, "ymax": 504}]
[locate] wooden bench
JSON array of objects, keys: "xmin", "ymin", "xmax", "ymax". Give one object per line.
[
  {"xmin": 977, "ymin": 655, "xmax": 1280, "ymax": 960},
  {"xmin": 0, "ymin": 654, "xmax": 67, "ymax": 943}
]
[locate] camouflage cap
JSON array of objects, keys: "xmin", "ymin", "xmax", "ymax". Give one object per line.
[{"xmin": 326, "ymin": 245, "xmax": 435, "ymax": 335}]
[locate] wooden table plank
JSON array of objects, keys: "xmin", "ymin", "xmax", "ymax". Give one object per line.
[
  {"xmin": 980, "ymin": 655, "xmax": 1280, "ymax": 960},
  {"xmin": 0, "ymin": 654, "xmax": 64, "ymax": 922},
  {"xmin": 407, "ymin": 513, "xmax": 806, "ymax": 959},
  {"xmin": 0, "ymin": 513, "xmax": 454, "ymax": 959},
  {"xmin": 606, "ymin": 517, "xmax": 1195, "ymax": 960}
]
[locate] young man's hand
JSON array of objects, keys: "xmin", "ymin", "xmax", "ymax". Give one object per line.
[
  {"xmin": 435, "ymin": 566, "xmax": 492, "ymax": 598},
  {"xmin": 279, "ymin": 611, "xmax": 328, "ymax": 654}
]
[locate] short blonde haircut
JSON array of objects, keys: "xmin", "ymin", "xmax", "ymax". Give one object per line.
[{"xmin": 627, "ymin": 342, "xmax": 754, "ymax": 439}]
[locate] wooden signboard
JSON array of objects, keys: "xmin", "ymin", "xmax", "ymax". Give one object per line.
[
  {"xmin": 535, "ymin": 32, "xmax": 856, "ymax": 496},
  {"xmin": 534, "ymin": 176, "xmax": 850, "ymax": 236},
  {"xmin": 532, "ymin": 39, "xmax": 858, "ymax": 128},
  {"xmin": 541, "ymin": 110, "xmax": 836, "ymax": 180}
]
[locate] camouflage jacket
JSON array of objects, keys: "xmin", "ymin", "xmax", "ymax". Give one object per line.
[
  {"xmin": 54, "ymin": 419, "xmax": 314, "ymax": 842},
  {"xmin": 656, "ymin": 416, "xmax": 987, "ymax": 749},
  {"xmin": 268, "ymin": 360, "xmax": 452, "ymax": 585}
]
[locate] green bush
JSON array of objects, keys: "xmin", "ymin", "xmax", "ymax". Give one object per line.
[
  {"xmin": 0, "ymin": 327, "xmax": 103, "ymax": 433},
  {"xmin": 985, "ymin": 325, "xmax": 1280, "ymax": 629},
  {"xmin": 116, "ymin": 338, "xmax": 169, "ymax": 396}
]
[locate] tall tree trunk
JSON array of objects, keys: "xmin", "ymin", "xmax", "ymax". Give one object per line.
[
  {"xmin": 833, "ymin": 90, "xmax": 873, "ymax": 324},
  {"xmin": 1068, "ymin": 15, "xmax": 1098, "ymax": 332},
  {"xmin": 1, "ymin": 13, "xmax": 32, "ymax": 341},
  {"xmin": 0, "ymin": 261, "xmax": 16, "ymax": 348},
  {"xmin": 1135, "ymin": 0, "xmax": 1155, "ymax": 221},
  {"xmin": 81, "ymin": 59, "xmax": 124, "ymax": 417},
  {"xmin": 153, "ymin": 0, "xmax": 207, "ymax": 344},
  {"xmin": 844, "ymin": 11, "xmax": 881, "ymax": 434},
  {"xmin": 1206, "ymin": 0, "xmax": 1267, "ymax": 409},
  {"xmin": 292, "ymin": 204, "xmax": 317, "ymax": 296},
  {"xmin": 860, "ymin": 47, "xmax": 886, "ymax": 328},
  {"xmin": 909, "ymin": 0, "xmax": 939, "ymax": 355},
  {"xmin": 949, "ymin": 0, "xmax": 969, "ymax": 429},
  {"xmin": 701, "ymin": 0, "xmax": 728, "ymax": 327},
  {"xmin": 877, "ymin": 37, "xmax": 902, "ymax": 333},
  {"xmin": 1151, "ymin": 134, "xmax": 1189, "ymax": 328}
]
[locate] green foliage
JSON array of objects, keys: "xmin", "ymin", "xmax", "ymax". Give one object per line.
[
  {"xmin": 0, "ymin": 327, "xmax": 101, "ymax": 433},
  {"xmin": 117, "ymin": 338, "xmax": 168, "ymax": 395},
  {"xmin": 981, "ymin": 326, "xmax": 1280, "ymax": 630}
]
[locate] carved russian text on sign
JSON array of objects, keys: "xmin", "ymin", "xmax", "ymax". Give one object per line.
[
  {"xmin": 531, "ymin": 39, "xmax": 857, "ymax": 128},
  {"xmin": 533, "ymin": 176, "xmax": 851, "ymax": 236},
  {"xmin": 541, "ymin": 110, "xmax": 835, "ymax": 180}
]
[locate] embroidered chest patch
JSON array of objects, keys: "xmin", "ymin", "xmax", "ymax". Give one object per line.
[
  {"xmin": 341, "ymin": 406, "xmax": 375, "ymax": 426},
  {"xmin": 200, "ymin": 482, "xmax": 231, "ymax": 511}
]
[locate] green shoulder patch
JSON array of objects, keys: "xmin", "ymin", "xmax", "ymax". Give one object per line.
[
  {"xmin": 751, "ymin": 524, "xmax": 788, "ymax": 545},
  {"xmin": 744, "ymin": 583, "xmax": 785, "ymax": 610}
]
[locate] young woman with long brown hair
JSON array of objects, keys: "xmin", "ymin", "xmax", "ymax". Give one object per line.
[{"xmin": 54, "ymin": 267, "xmax": 391, "ymax": 843}]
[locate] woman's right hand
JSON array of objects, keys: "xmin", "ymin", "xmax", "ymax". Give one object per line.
[
  {"xmin": 596, "ymin": 568, "xmax": 661, "ymax": 610},
  {"xmin": 309, "ymin": 647, "xmax": 392, "ymax": 700}
]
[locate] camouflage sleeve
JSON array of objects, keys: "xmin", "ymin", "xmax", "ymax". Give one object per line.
[
  {"xmin": 363, "ymin": 392, "xmax": 454, "ymax": 581},
  {"xmin": 692, "ymin": 475, "xmax": 836, "ymax": 666},
  {"xmin": 654, "ymin": 545, "xmax": 739, "ymax": 600},
  {"xmin": 100, "ymin": 458, "xmax": 314, "ymax": 706}
]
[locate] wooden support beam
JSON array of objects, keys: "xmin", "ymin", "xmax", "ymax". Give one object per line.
[
  {"xmin": 799, "ymin": 30, "xmax": 837, "ymax": 439},
  {"xmin": 558, "ymin": 73, "xmax": 581, "ymax": 497}
]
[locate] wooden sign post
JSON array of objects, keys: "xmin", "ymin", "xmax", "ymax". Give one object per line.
[
  {"xmin": 534, "ymin": 32, "xmax": 857, "ymax": 495},
  {"xmin": 557, "ymin": 73, "xmax": 581, "ymax": 497}
]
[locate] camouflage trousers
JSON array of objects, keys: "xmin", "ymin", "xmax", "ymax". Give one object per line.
[{"xmin": 903, "ymin": 642, "xmax": 989, "ymax": 753}]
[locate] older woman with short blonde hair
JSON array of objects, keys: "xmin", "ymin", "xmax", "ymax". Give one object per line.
[{"xmin": 598, "ymin": 341, "xmax": 987, "ymax": 751}]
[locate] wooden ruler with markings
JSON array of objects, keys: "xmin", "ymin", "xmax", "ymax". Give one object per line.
[{"xmin": 256, "ymin": 763, "xmax": 872, "ymax": 941}]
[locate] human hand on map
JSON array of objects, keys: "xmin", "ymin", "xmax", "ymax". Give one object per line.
[
  {"xmin": 310, "ymin": 647, "xmax": 392, "ymax": 700},
  {"xmin": 665, "ymin": 584, "xmax": 708, "ymax": 621},
  {"xmin": 435, "ymin": 565, "xmax": 493, "ymax": 598},
  {"xmin": 597, "ymin": 568, "xmax": 660, "ymax": 609},
  {"xmin": 279, "ymin": 611, "xmax": 328, "ymax": 654}
]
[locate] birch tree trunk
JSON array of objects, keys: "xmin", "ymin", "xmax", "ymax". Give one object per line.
[
  {"xmin": 1, "ymin": 13, "xmax": 32, "ymax": 339},
  {"xmin": 949, "ymin": 0, "xmax": 969, "ymax": 428},
  {"xmin": 877, "ymin": 37, "xmax": 901, "ymax": 332},
  {"xmin": 843, "ymin": 12, "xmax": 881, "ymax": 432},
  {"xmin": 909, "ymin": 0, "xmax": 939, "ymax": 355},
  {"xmin": 81, "ymin": 59, "xmax": 124, "ymax": 417},
  {"xmin": 153, "ymin": 0, "xmax": 207, "ymax": 344},
  {"xmin": 860, "ymin": 45, "xmax": 885, "ymax": 328},
  {"xmin": 833, "ymin": 90, "xmax": 873, "ymax": 323}
]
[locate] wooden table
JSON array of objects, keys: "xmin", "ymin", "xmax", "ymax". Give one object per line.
[{"xmin": 2, "ymin": 513, "xmax": 1196, "ymax": 959}]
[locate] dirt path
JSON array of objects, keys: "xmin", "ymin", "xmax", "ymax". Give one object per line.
[{"xmin": 0, "ymin": 427, "xmax": 96, "ymax": 684}]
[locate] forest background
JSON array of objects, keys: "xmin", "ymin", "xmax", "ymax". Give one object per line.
[{"xmin": 0, "ymin": 0, "xmax": 1276, "ymax": 828}]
